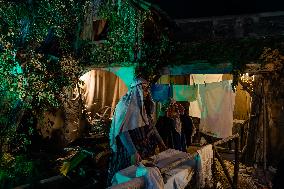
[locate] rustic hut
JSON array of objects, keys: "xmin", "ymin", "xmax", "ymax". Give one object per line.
[{"xmin": 2, "ymin": 0, "xmax": 284, "ymax": 188}]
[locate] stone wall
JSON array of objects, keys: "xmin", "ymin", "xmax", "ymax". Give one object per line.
[
  {"xmin": 266, "ymin": 76, "xmax": 284, "ymax": 166},
  {"xmin": 245, "ymin": 73, "xmax": 284, "ymax": 166}
]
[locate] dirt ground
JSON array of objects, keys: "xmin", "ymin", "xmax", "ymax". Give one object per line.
[{"xmin": 215, "ymin": 159, "xmax": 274, "ymax": 189}]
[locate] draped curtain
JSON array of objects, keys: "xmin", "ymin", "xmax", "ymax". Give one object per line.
[{"xmin": 80, "ymin": 69, "xmax": 128, "ymax": 117}]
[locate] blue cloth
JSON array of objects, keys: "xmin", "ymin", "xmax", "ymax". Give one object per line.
[{"xmin": 151, "ymin": 84, "xmax": 172, "ymax": 102}]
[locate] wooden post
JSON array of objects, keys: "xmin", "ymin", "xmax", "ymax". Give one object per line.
[
  {"xmin": 233, "ymin": 136, "xmax": 239, "ymax": 189},
  {"xmin": 262, "ymin": 78, "xmax": 267, "ymax": 170}
]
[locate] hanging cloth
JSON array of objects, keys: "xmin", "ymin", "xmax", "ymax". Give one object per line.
[
  {"xmin": 189, "ymin": 85, "xmax": 203, "ymax": 118},
  {"xmin": 188, "ymin": 74, "xmax": 223, "ymax": 118},
  {"xmin": 151, "ymin": 84, "xmax": 172, "ymax": 102},
  {"xmin": 199, "ymin": 80, "xmax": 235, "ymax": 138},
  {"xmin": 191, "ymin": 74, "xmax": 223, "ymax": 84},
  {"xmin": 173, "ymin": 85, "xmax": 198, "ymax": 102}
]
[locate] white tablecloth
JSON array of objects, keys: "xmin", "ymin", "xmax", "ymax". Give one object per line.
[{"xmin": 111, "ymin": 149, "xmax": 195, "ymax": 189}]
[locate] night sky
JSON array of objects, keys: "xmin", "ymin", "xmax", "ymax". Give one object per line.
[{"xmin": 148, "ymin": 0, "xmax": 284, "ymax": 18}]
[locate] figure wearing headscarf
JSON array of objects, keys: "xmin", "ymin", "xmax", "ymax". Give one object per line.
[
  {"xmin": 107, "ymin": 78, "xmax": 166, "ymax": 186},
  {"xmin": 179, "ymin": 101, "xmax": 195, "ymax": 147},
  {"xmin": 156, "ymin": 100, "xmax": 194, "ymax": 152}
]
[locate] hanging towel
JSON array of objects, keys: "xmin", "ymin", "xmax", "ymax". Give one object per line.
[
  {"xmin": 173, "ymin": 85, "xmax": 198, "ymax": 102},
  {"xmin": 151, "ymin": 84, "xmax": 172, "ymax": 102},
  {"xmin": 196, "ymin": 144, "xmax": 213, "ymax": 189},
  {"xmin": 189, "ymin": 85, "xmax": 203, "ymax": 118}
]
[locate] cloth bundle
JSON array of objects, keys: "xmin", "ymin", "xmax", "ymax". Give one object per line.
[{"xmin": 112, "ymin": 163, "xmax": 164, "ymax": 189}]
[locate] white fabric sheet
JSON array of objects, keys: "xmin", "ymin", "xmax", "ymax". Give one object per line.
[
  {"xmin": 191, "ymin": 74, "xmax": 223, "ymax": 85},
  {"xmin": 189, "ymin": 74, "xmax": 223, "ymax": 118},
  {"xmin": 151, "ymin": 149, "xmax": 189, "ymax": 169},
  {"xmin": 145, "ymin": 167, "xmax": 165, "ymax": 189},
  {"xmin": 199, "ymin": 80, "xmax": 235, "ymax": 138},
  {"xmin": 189, "ymin": 85, "xmax": 203, "ymax": 118},
  {"xmin": 164, "ymin": 161, "xmax": 195, "ymax": 189}
]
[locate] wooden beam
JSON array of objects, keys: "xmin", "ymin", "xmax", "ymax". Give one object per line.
[
  {"xmin": 213, "ymin": 134, "xmax": 239, "ymax": 146},
  {"xmin": 160, "ymin": 62, "xmax": 233, "ymax": 75},
  {"xmin": 239, "ymin": 144, "xmax": 247, "ymax": 160},
  {"xmin": 262, "ymin": 79, "xmax": 267, "ymax": 170},
  {"xmin": 108, "ymin": 177, "xmax": 145, "ymax": 189}
]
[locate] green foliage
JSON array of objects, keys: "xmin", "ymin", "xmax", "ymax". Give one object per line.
[
  {"xmin": 0, "ymin": 36, "xmax": 82, "ymax": 153},
  {"xmin": 84, "ymin": 0, "xmax": 148, "ymax": 66},
  {"xmin": 0, "ymin": 1, "xmax": 84, "ymax": 169},
  {"xmin": 0, "ymin": 0, "xmax": 85, "ymax": 51},
  {"xmin": 0, "ymin": 153, "xmax": 39, "ymax": 188},
  {"xmin": 60, "ymin": 150, "xmax": 88, "ymax": 176},
  {"xmin": 0, "ymin": 0, "xmax": 85, "ymax": 112},
  {"xmin": 0, "ymin": 0, "xmax": 167, "ymax": 186},
  {"xmin": 82, "ymin": 0, "xmax": 173, "ymax": 71}
]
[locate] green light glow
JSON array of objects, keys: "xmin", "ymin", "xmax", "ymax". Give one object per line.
[{"xmin": 104, "ymin": 66, "xmax": 135, "ymax": 89}]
